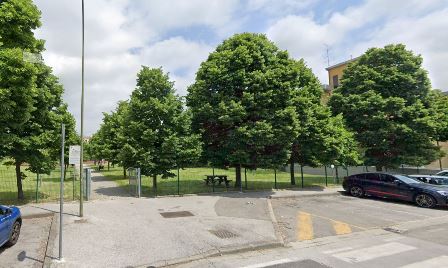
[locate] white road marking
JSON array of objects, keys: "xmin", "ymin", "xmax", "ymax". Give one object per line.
[
  {"xmin": 399, "ymin": 255, "xmax": 448, "ymax": 268},
  {"xmin": 332, "ymin": 242, "xmax": 416, "ymax": 263},
  {"xmin": 323, "ymin": 247, "xmax": 354, "ymax": 254},
  {"xmin": 240, "ymin": 258, "xmax": 295, "ymax": 268}
]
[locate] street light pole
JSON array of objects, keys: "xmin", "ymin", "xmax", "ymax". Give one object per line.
[{"xmin": 79, "ymin": 0, "xmax": 85, "ymax": 217}]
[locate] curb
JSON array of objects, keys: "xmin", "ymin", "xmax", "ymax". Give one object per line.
[
  {"xmin": 268, "ymin": 190, "xmax": 343, "ymax": 200},
  {"xmin": 147, "ymin": 241, "xmax": 284, "ymax": 268},
  {"xmin": 43, "ymin": 213, "xmax": 58, "ymax": 268},
  {"xmin": 266, "ymin": 198, "xmax": 285, "ymax": 246}
]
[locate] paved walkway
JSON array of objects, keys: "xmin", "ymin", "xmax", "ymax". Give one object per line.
[{"xmin": 90, "ymin": 171, "xmax": 129, "ymax": 200}]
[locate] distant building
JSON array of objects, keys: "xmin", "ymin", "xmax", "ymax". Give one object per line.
[{"xmin": 325, "ymin": 57, "xmax": 359, "ymax": 92}]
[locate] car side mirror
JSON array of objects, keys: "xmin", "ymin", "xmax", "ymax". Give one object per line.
[
  {"xmin": 393, "ymin": 179, "xmax": 401, "ymax": 185},
  {"xmin": 5, "ymin": 208, "xmax": 12, "ymax": 215}
]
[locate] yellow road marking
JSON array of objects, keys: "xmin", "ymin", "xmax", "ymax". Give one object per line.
[
  {"xmin": 297, "ymin": 212, "xmax": 313, "ymax": 241},
  {"xmin": 332, "ymin": 220, "xmax": 352, "ymax": 235}
]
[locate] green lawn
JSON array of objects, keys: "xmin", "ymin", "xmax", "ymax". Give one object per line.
[
  {"xmin": 0, "ymin": 163, "xmax": 81, "ymax": 205},
  {"xmin": 100, "ymin": 166, "xmax": 340, "ymax": 197}
]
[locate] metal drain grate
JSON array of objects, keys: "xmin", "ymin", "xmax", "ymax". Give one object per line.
[
  {"xmin": 160, "ymin": 211, "xmax": 194, "ymax": 218},
  {"xmin": 209, "ymin": 229, "xmax": 238, "ymax": 239}
]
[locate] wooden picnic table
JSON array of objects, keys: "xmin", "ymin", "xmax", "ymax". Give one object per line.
[{"xmin": 204, "ymin": 175, "xmax": 232, "ymax": 187}]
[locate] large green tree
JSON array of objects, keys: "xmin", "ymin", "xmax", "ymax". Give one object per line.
[
  {"xmin": 428, "ymin": 90, "xmax": 448, "ymax": 169},
  {"xmin": 287, "ymin": 60, "xmax": 360, "ymax": 184},
  {"xmin": 124, "ymin": 67, "xmax": 202, "ymax": 191},
  {"xmin": 187, "ymin": 33, "xmax": 301, "ymax": 187},
  {"xmin": 329, "ymin": 44, "xmax": 441, "ymax": 170},
  {"xmin": 0, "ymin": 0, "xmax": 76, "ymax": 199}
]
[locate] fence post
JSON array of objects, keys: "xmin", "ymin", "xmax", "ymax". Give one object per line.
[
  {"xmin": 177, "ymin": 167, "xmax": 180, "ymax": 196},
  {"xmin": 335, "ymin": 166, "xmax": 339, "ymax": 184},
  {"xmin": 73, "ymin": 168, "xmax": 75, "ymax": 201},
  {"xmin": 35, "ymin": 173, "xmax": 39, "ymax": 203},
  {"xmin": 324, "ymin": 166, "xmax": 328, "ymax": 187},
  {"xmin": 274, "ymin": 169, "xmax": 277, "ymax": 190},
  {"xmin": 244, "ymin": 168, "xmax": 247, "ymax": 190},
  {"xmin": 137, "ymin": 168, "xmax": 141, "ymax": 198},
  {"xmin": 300, "ymin": 165, "xmax": 304, "ymax": 188}
]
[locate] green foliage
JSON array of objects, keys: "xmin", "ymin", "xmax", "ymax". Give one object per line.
[
  {"xmin": 123, "ymin": 67, "xmax": 202, "ymax": 179},
  {"xmin": 329, "ymin": 44, "xmax": 440, "ymax": 169},
  {"xmin": 0, "ymin": 0, "xmax": 76, "ymax": 199},
  {"xmin": 428, "ymin": 90, "xmax": 448, "ymax": 142},
  {"xmin": 187, "ymin": 33, "xmax": 301, "ymax": 178},
  {"xmin": 89, "ymin": 101, "xmax": 129, "ymax": 164},
  {"xmin": 0, "ymin": 0, "xmax": 43, "ymax": 51}
]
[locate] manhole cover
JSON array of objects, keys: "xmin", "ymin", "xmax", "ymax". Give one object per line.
[
  {"xmin": 160, "ymin": 211, "xmax": 194, "ymax": 218},
  {"xmin": 209, "ymin": 229, "xmax": 238, "ymax": 239},
  {"xmin": 383, "ymin": 227, "xmax": 405, "ymax": 234}
]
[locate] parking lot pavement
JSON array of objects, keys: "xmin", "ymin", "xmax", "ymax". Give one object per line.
[
  {"xmin": 40, "ymin": 195, "xmax": 278, "ymax": 268},
  {"xmin": 0, "ymin": 214, "xmax": 53, "ymax": 268},
  {"xmin": 178, "ymin": 194, "xmax": 448, "ymax": 268},
  {"xmin": 271, "ymin": 194, "xmax": 448, "ymax": 243}
]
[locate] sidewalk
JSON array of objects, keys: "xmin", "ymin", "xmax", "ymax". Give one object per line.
[{"xmin": 15, "ymin": 179, "xmax": 344, "ymax": 267}]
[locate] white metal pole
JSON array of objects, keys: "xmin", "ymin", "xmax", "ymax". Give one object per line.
[
  {"xmin": 59, "ymin": 124, "xmax": 65, "ymax": 260},
  {"xmin": 79, "ymin": 0, "xmax": 85, "ymax": 217}
]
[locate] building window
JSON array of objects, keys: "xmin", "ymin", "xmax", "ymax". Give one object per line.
[{"xmin": 332, "ymin": 75, "xmax": 339, "ymax": 88}]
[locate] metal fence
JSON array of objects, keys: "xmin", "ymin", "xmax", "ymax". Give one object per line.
[
  {"xmin": 0, "ymin": 164, "xmax": 90, "ymax": 205},
  {"xmin": 127, "ymin": 167, "xmax": 141, "ymax": 197},
  {"xmin": 126, "ymin": 167, "xmax": 343, "ymax": 198}
]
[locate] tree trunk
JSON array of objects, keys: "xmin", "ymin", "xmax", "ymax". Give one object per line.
[
  {"xmin": 437, "ymin": 141, "xmax": 443, "ymax": 170},
  {"xmin": 234, "ymin": 164, "xmax": 242, "ymax": 188},
  {"xmin": 64, "ymin": 163, "xmax": 68, "ymax": 180},
  {"xmin": 107, "ymin": 161, "xmax": 110, "ymax": 171},
  {"xmin": 290, "ymin": 157, "xmax": 296, "ymax": 185},
  {"xmin": 152, "ymin": 174, "xmax": 157, "ymax": 195},
  {"xmin": 376, "ymin": 166, "xmax": 383, "ymax": 172},
  {"xmin": 15, "ymin": 162, "xmax": 24, "ymax": 200},
  {"xmin": 123, "ymin": 166, "xmax": 127, "ymax": 179}
]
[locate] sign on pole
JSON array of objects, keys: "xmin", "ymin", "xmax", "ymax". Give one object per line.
[{"xmin": 69, "ymin": 146, "xmax": 81, "ymax": 165}]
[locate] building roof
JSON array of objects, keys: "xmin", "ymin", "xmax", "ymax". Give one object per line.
[{"xmin": 325, "ymin": 57, "xmax": 360, "ymax": 71}]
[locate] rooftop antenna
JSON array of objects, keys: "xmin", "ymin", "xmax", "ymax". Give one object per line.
[{"xmin": 324, "ymin": 44, "xmax": 330, "ymax": 67}]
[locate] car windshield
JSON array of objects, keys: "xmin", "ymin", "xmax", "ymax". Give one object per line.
[{"xmin": 395, "ymin": 175, "xmax": 422, "ymax": 184}]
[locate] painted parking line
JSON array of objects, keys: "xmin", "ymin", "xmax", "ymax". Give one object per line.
[
  {"xmin": 323, "ymin": 247, "xmax": 353, "ymax": 254},
  {"xmin": 332, "ymin": 242, "xmax": 416, "ymax": 263},
  {"xmin": 240, "ymin": 258, "xmax": 295, "ymax": 268},
  {"xmin": 399, "ymin": 255, "xmax": 448, "ymax": 268},
  {"xmin": 297, "ymin": 212, "xmax": 313, "ymax": 241},
  {"xmin": 332, "ymin": 220, "xmax": 352, "ymax": 235}
]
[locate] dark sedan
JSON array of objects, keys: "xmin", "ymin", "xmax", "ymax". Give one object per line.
[
  {"xmin": 343, "ymin": 172, "xmax": 448, "ymax": 208},
  {"xmin": 408, "ymin": 175, "xmax": 448, "ymax": 186}
]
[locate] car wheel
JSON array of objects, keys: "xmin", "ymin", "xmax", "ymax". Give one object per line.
[
  {"xmin": 350, "ymin": 186, "xmax": 364, "ymax": 198},
  {"xmin": 5, "ymin": 221, "xmax": 21, "ymax": 247},
  {"xmin": 415, "ymin": 194, "xmax": 436, "ymax": 208}
]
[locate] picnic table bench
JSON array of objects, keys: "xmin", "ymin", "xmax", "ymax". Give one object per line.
[{"xmin": 204, "ymin": 175, "xmax": 232, "ymax": 187}]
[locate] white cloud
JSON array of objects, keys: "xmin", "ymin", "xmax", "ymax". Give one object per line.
[
  {"xmin": 266, "ymin": 0, "xmax": 448, "ymax": 87},
  {"xmin": 31, "ymin": 0, "xmax": 448, "ymax": 136}
]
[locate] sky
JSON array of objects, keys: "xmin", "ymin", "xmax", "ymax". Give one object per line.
[{"xmin": 33, "ymin": 0, "xmax": 448, "ymax": 135}]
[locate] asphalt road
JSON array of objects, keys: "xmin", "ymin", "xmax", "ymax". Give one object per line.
[{"xmin": 179, "ymin": 193, "xmax": 448, "ymax": 268}]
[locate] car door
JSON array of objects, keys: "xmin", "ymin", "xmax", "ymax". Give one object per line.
[
  {"xmin": 0, "ymin": 208, "xmax": 10, "ymax": 245},
  {"xmin": 362, "ymin": 173, "xmax": 382, "ymax": 196},
  {"xmin": 379, "ymin": 174, "xmax": 413, "ymax": 201}
]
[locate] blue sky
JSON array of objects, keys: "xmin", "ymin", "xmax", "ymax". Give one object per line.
[{"xmin": 34, "ymin": 0, "xmax": 448, "ymax": 135}]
